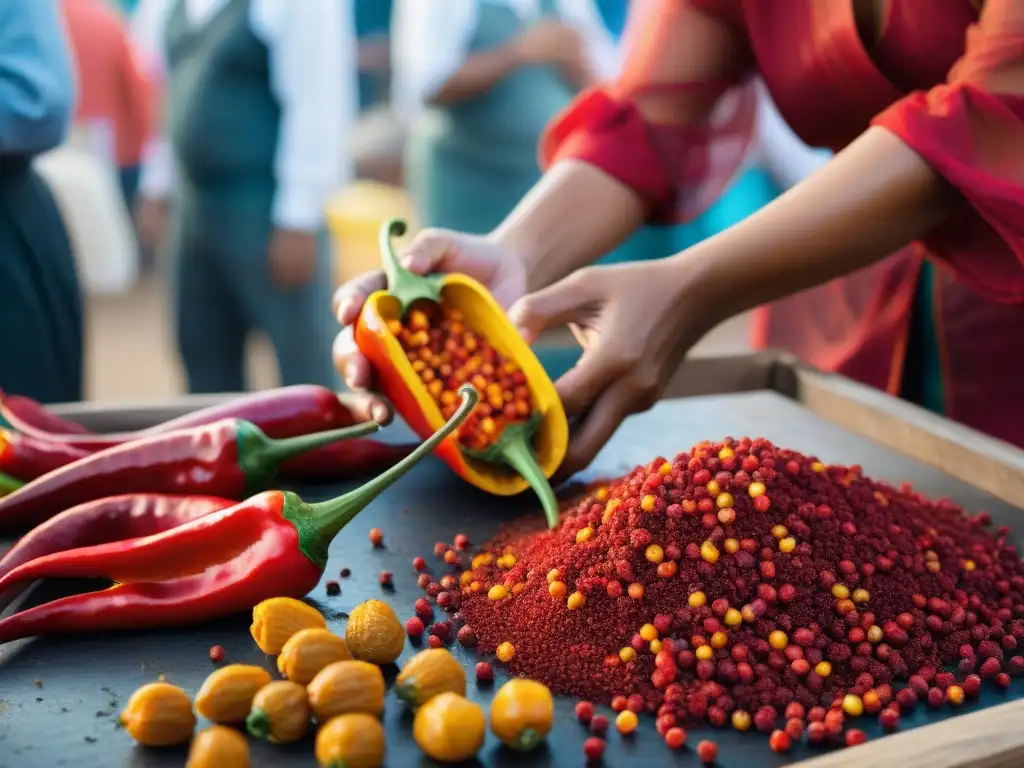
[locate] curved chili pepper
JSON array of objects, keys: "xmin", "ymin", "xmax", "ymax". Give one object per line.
[
  {"xmin": 0, "ymin": 392, "xmax": 90, "ymax": 434},
  {"xmin": 0, "ymin": 429, "xmax": 91, "ymax": 481},
  {"xmin": 279, "ymin": 439, "xmax": 418, "ymax": 481},
  {"xmin": 0, "ymin": 471, "xmax": 22, "ymax": 498},
  {"xmin": 0, "ymin": 385, "xmax": 359, "ymax": 449},
  {"xmin": 0, "ymin": 386, "xmax": 476, "ymax": 643},
  {"xmin": 0, "ymin": 418, "xmax": 379, "ymax": 533},
  {"xmin": 354, "ymin": 219, "xmax": 568, "ymax": 527},
  {"xmin": 0, "ymin": 493, "xmax": 234, "ymax": 613}
]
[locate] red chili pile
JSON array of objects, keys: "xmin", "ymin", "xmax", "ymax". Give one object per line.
[
  {"xmin": 388, "ymin": 304, "xmax": 532, "ymax": 451},
  {"xmin": 417, "ymin": 437, "xmax": 1024, "ymax": 752}
]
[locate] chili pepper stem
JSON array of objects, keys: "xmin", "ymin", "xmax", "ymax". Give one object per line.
[
  {"xmin": 379, "ymin": 218, "xmax": 444, "ymax": 311},
  {"xmin": 0, "ymin": 472, "xmax": 22, "ymax": 497},
  {"xmin": 287, "ymin": 385, "xmax": 479, "ymax": 567},
  {"xmin": 517, "ymin": 728, "xmax": 542, "ymax": 751},
  {"xmin": 245, "ymin": 709, "xmax": 271, "ymax": 740},
  {"xmin": 238, "ymin": 420, "xmax": 381, "ymax": 494},
  {"xmin": 491, "ymin": 434, "xmax": 560, "ymax": 529}
]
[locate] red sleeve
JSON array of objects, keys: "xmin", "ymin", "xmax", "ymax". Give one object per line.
[
  {"xmin": 116, "ymin": 29, "xmax": 155, "ymax": 165},
  {"xmin": 540, "ymin": 0, "xmax": 757, "ymax": 224},
  {"xmin": 872, "ymin": 0, "xmax": 1024, "ymax": 302}
]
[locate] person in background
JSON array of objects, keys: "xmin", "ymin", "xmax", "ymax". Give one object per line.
[
  {"xmin": 0, "ymin": 0, "xmax": 82, "ymax": 404},
  {"xmin": 60, "ymin": 0, "xmax": 154, "ymax": 209},
  {"xmin": 336, "ymin": 0, "xmax": 1024, "ymax": 475},
  {"xmin": 137, "ymin": 0, "xmax": 356, "ymax": 393},
  {"xmin": 391, "ymin": 0, "xmax": 620, "ymax": 236}
]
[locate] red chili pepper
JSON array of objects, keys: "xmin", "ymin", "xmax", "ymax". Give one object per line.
[
  {"xmin": 0, "ymin": 392, "xmax": 90, "ymax": 434},
  {"xmin": 0, "ymin": 429, "xmax": 91, "ymax": 481},
  {"xmin": 0, "ymin": 385, "xmax": 360, "ymax": 449},
  {"xmin": 0, "ymin": 493, "xmax": 234, "ymax": 613},
  {"xmin": 0, "ymin": 386, "xmax": 476, "ymax": 643},
  {"xmin": 0, "ymin": 418, "xmax": 379, "ymax": 533},
  {"xmin": 279, "ymin": 439, "xmax": 418, "ymax": 481}
]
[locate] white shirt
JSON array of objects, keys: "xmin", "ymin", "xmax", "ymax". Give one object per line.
[
  {"xmin": 391, "ymin": 0, "xmax": 621, "ymax": 123},
  {"xmin": 134, "ymin": 0, "xmax": 356, "ymax": 232}
]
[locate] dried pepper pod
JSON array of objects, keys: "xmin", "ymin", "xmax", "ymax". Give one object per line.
[{"xmin": 354, "ymin": 219, "xmax": 568, "ymax": 527}]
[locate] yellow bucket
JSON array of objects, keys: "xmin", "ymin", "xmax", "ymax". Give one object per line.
[{"xmin": 327, "ymin": 182, "xmax": 417, "ymax": 285}]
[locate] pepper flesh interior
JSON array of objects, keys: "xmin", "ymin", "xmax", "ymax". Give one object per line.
[{"xmin": 390, "ymin": 300, "xmax": 533, "ymax": 452}]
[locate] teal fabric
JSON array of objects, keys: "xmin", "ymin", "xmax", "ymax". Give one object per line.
[
  {"xmin": 404, "ymin": 0, "xmax": 575, "ymax": 234},
  {"xmin": 119, "ymin": 165, "xmax": 140, "ymax": 209},
  {"xmin": 0, "ymin": 161, "xmax": 83, "ymax": 403},
  {"xmin": 594, "ymin": 0, "xmax": 629, "ymax": 37},
  {"xmin": 354, "ymin": 0, "xmax": 392, "ymax": 110},
  {"xmin": 900, "ymin": 260, "xmax": 945, "ymax": 414},
  {"xmin": 166, "ymin": 0, "xmax": 338, "ymax": 393}
]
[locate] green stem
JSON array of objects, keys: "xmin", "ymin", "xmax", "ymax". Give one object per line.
[
  {"xmin": 0, "ymin": 472, "xmax": 22, "ymax": 497},
  {"xmin": 239, "ymin": 420, "xmax": 380, "ymax": 494},
  {"xmin": 495, "ymin": 433, "xmax": 560, "ymax": 530},
  {"xmin": 245, "ymin": 708, "xmax": 271, "ymax": 740},
  {"xmin": 379, "ymin": 218, "xmax": 443, "ymax": 311},
  {"xmin": 516, "ymin": 728, "xmax": 542, "ymax": 751},
  {"xmin": 293, "ymin": 385, "xmax": 479, "ymax": 567}
]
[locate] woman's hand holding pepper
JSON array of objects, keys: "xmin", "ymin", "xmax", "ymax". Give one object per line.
[
  {"xmin": 332, "ymin": 229, "xmax": 529, "ymax": 394},
  {"xmin": 510, "ymin": 256, "xmax": 717, "ymax": 478}
]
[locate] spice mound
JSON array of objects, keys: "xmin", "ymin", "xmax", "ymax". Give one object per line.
[{"xmin": 457, "ymin": 437, "xmax": 1024, "ymax": 729}]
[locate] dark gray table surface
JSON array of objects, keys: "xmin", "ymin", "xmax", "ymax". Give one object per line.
[{"xmin": 1, "ymin": 391, "xmax": 1022, "ymax": 767}]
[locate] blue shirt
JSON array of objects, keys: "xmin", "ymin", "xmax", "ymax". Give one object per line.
[
  {"xmin": 0, "ymin": 0, "xmax": 74, "ymax": 155},
  {"xmin": 594, "ymin": 0, "xmax": 628, "ymax": 38}
]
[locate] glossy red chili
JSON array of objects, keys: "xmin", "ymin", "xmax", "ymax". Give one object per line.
[
  {"xmin": 0, "ymin": 418, "xmax": 378, "ymax": 533},
  {"xmin": 279, "ymin": 439, "xmax": 417, "ymax": 481},
  {"xmin": 0, "ymin": 385, "xmax": 359, "ymax": 449},
  {"xmin": 0, "ymin": 387, "xmax": 476, "ymax": 643},
  {"xmin": 0, "ymin": 493, "xmax": 234, "ymax": 612},
  {"xmin": 0, "ymin": 429, "xmax": 90, "ymax": 481}
]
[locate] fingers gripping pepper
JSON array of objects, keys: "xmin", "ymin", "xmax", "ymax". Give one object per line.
[
  {"xmin": 0, "ymin": 385, "xmax": 363, "ymax": 449},
  {"xmin": 0, "ymin": 386, "xmax": 477, "ymax": 644},
  {"xmin": 0, "ymin": 418, "xmax": 380, "ymax": 533},
  {"xmin": 354, "ymin": 219, "xmax": 569, "ymax": 527},
  {"xmin": 0, "ymin": 494, "xmax": 234, "ymax": 613},
  {"xmin": 0, "ymin": 429, "xmax": 91, "ymax": 481}
]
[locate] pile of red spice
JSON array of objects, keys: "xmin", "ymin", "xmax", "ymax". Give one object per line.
[{"xmin": 426, "ymin": 437, "xmax": 1024, "ymax": 749}]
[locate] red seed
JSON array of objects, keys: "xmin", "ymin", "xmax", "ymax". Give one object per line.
[
  {"xmin": 339, "ymin": 567, "xmax": 351, "ymax": 578},
  {"xmin": 806, "ymin": 721, "xmax": 826, "ymax": 745},
  {"xmin": 846, "ymin": 729, "xmax": 868, "ymax": 747},
  {"xmin": 980, "ymin": 657, "xmax": 1002, "ymax": 679},
  {"xmin": 696, "ymin": 740, "xmax": 719, "ymax": 764},
  {"xmin": 962, "ymin": 674, "xmax": 982, "ymax": 698},
  {"xmin": 325, "ymin": 580, "xmax": 340, "ymax": 595},
  {"xmin": 583, "ymin": 737, "xmax": 605, "ymax": 761},
  {"xmin": 879, "ymin": 708, "xmax": 899, "ymax": 731},
  {"xmin": 427, "ymin": 634, "xmax": 442, "ymax": 648},
  {"xmin": 437, "ymin": 591, "xmax": 454, "ymax": 609},
  {"xmin": 208, "ymin": 645, "xmax": 225, "ymax": 663},
  {"xmin": 590, "ymin": 715, "xmax": 610, "ymax": 735},
  {"xmin": 927, "ymin": 687, "xmax": 945, "ymax": 708},
  {"xmin": 417, "ymin": 573, "xmax": 431, "ymax": 589},
  {"xmin": 575, "ymin": 701, "xmax": 595, "ymax": 725},
  {"xmin": 405, "ymin": 617, "xmax": 425, "ymax": 638},
  {"xmin": 454, "ymin": 533, "xmax": 471, "ymax": 550},
  {"xmin": 769, "ymin": 729, "xmax": 792, "ymax": 753},
  {"xmin": 475, "ymin": 661, "xmax": 493, "ymax": 683},
  {"xmin": 414, "ymin": 598, "xmax": 433, "ymax": 621},
  {"xmin": 378, "ymin": 571, "xmax": 393, "ymax": 587},
  {"xmin": 996, "ymin": 672, "xmax": 1012, "ymax": 688},
  {"xmin": 429, "ymin": 621, "xmax": 452, "ymax": 640},
  {"xmin": 412, "ymin": 556, "xmax": 427, "ymax": 572},
  {"xmin": 626, "ymin": 694, "xmax": 644, "ymax": 714},
  {"xmin": 754, "ymin": 706, "xmax": 777, "ymax": 733},
  {"xmin": 611, "ymin": 695, "xmax": 627, "ymax": 712},
  {"xmin": 368, "ymin": 528, "xmax": 383, "ymax": 547},
  {"xmin": 433, "ymin": 541, "xmax": 447, "ymax": 557},
  {"xmin": 457, "ymin": 625, "xmax": 477, "ymax": 648},
  {"xmin": 665, "ymin": 727, "xmax": 687, "ymax": 750}
]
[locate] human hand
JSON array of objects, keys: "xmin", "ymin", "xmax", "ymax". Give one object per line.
[
  {"xmin": 134, "ymin": 195, "xmax": 168, "ymax": 253},
  {"xmin": 332, "ymin": 228, "xmax": 530, "ymax": 391},
  {"xmin": 269, "ymin": 228, "xmax": 318, "ymax": 290},
  {"xmin": 509, "ymin": 257, "xmax": 714, "ymax": 478}
]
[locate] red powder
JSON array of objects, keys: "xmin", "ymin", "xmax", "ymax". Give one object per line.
[{"xmin": 446, "ymin": 437, "xmax": 1024, "ymax": 730}]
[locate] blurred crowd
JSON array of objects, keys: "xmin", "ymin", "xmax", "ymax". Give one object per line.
[{"xmin": 1, "ymin": 0, "xmax": 830, "ymax": 404}]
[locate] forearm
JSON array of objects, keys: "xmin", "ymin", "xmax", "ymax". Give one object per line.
[
  {"xmin": 357, "ymin": 38, "xmax": 389, "ymax": 73},
  {"xmin": 493, "ymin": 160, "xmax": 646, "ymax": 292},
  {"xmin": 430, "ymin": 45, "xmax": 523, "ymax": 107},
  {"xmin": 685, "ymin": 126, "xmax": 959, "ymax": 324}
]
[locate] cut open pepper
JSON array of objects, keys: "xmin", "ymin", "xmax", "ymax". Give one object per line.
[{"xmin": 354, "ymin": 219, "xmax": 568, "ymax": 528}]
